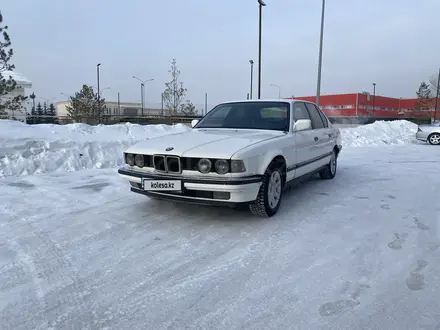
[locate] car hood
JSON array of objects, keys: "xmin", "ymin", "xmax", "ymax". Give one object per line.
[{"xmin": 126, "ymin": 129, "xmax": 284, "ymax": 158}]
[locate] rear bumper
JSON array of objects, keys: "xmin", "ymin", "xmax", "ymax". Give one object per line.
[{"xmin": 118, "ymin": 167, "xmax": 262, "ymax": 204}]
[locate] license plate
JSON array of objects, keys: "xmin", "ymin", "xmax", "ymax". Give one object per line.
[{"xmin": 143, "ymin": 179, "xmax": 182, "ymax": 191}]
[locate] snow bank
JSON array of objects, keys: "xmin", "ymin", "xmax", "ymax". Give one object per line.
[
  {"xmin": 0, "ymin": 119, "xmax": 419, "ymax": 178},
  {"xmin": 0, "ymin": 120, "xmax": 190, "ymax": 177},
  {"xmin": 340, "ymin": 120, "xmax": 419, "ymax": 147}
]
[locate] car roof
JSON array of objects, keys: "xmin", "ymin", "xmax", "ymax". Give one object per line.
[{"xmin": 216, "ymin": 98, "xmax": 312, "ymax": 105}]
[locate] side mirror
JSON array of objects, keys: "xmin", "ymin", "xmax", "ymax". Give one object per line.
[
  {"xmin": 191, "ymin": 119, "xmax": 199, "ymax": 128},
  {"xmin": 293, "ymin": 119, "xmax": 312, "ymax": 132}
]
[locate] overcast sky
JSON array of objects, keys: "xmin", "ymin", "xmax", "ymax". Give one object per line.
[{"xmin": 2, "ymin": 0, "xmax": 439, "ymax": 109}]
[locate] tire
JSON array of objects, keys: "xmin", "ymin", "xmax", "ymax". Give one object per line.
[
  {"xmin": 319, "ymin": 149, "xmax": 337, "ymax": 180},
  {"xmin": 249, "ymin": 162, "xmax": 284, "ymax": 217},
  {"xmin": 428, "ymin": 133, "xmax": 440, "ymax": 145}
]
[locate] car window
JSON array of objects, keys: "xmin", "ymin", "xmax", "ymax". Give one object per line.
[
  {"xmin": 293, "ymin": 102, "xmax": 311, "ymax": 122},
  {"xmin": 314, "ymin": 104, "xmax": 329, "ymax": 128},
  {"xmin": 210, "ymin": 106, "xmax": 232, "ymax": 118},
  {"xmin": 260, "ymin": 107, "xmax": 288, "ymax": 119},
  {"xmin": 195, "ymin": 101, "xmax": 290, "ymax": 131},
  {"xmin": 305, "ymin": 103, "xmax": 325, "ymax": 129}
]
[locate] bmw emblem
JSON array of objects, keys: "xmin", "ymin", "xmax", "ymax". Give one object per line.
[{"xmin": 165, "ymin": 147, "xmax": 174, "ymax": 151}]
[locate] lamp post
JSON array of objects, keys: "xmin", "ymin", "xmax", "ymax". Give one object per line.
[
  {"xmin": 117, "ymin": 92, "xmax": 121, "ymax": 116},
  {"xmin": 133, "ymin": 76, "xmax": 154, "ymax": 117},
  {"xmin": 29, "ymin": 92, "xmax": 36, "ymax": 111},
  {"xmin": 249, "ymin": 60, "xmax": 254, "ymax": 99},
  {"xmin": 434, "ymin": 68, "xmax": 440, "ymax": 122},
  {"xmin": 372, "ymin": 82, "xmax": 376, "ymax": 116},
  {"xmin": 161, "ymin": 93, "xmax": 164, "ymax": 116},
  {"xmin": 97, "ymin": 63, "xmax": 101, "ymax": 102},
  {"xmin": 270, "ymin": 84, "xmax": 281, "ymax": 99},
  {"xmin": 315, "ymin": 0, "xmax": 325, "ymax": 106},
  {"xmin": 96, "ymin": 63, "xmax": 101, "ymax": 123},
  {"xmin": 257, "ymin": 0, "xmax": 266, "ymax": 99}
]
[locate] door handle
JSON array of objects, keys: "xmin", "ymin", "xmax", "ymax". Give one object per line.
[
  {"xmin": 314, "ymin": 136, "xmax": 319, "ymax": 141},
  {"xmin": 328, "ymin": 133, "xmax": 333, "ymax": 137}
]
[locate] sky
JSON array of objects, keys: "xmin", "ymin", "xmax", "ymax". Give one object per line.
[{"xmin": 2, "ymin": 0, "xmax": 440, "ymax": 110}]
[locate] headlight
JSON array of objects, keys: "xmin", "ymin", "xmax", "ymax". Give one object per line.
[
  {"xmin": 215, "ymin": 159, "xmax": 229, "ymax": 174},
  {"xmin": 197, "ymin": 158, "xmax": 212, "ymax": 173},
  {"xmin": 134, "ymin": 154, "xmax": 144, "ymax": 167},
  {"xmin": 126, "ymin": 153, "xmax": 135, "ymax": 166},
  {"xmin": 230, "ymin": 160, "xmax": 246, "ymax": 173}
]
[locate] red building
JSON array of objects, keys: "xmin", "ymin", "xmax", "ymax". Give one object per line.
[{"xmin": 287, "ymin": 93, "xmax": 438, "ymax": 120}]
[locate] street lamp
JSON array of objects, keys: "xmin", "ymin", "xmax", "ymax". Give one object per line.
[
  {"xmin": 434, "ymin": 68, "xmax": 440, "ymax": 122},
  {"xmin": 99, "ymin": 87, "xmax": 111, "ymax": 95},
  {"xmin": 97, "ymin": 63, "xmax": 101, "ymax": 101},
  {"xmin": 133, "ymin": 76, "xmax": 154, "ymax": 117},
  {"xmin": 29, "ymin": 92, "xmax": 36, "ymax": 111},
  {"xmin": 97, "ymin": 63, "xmax": 102, "ymax": 123},
  {"xmin": 270, "ymin": 84, "xmax": 281, "ymax": 99},
  {"xmin": 249, "ymin": 60, "xmax": 254, "ymax": 99},
  {"xmin": 257, "ymin": 0, "xmax": 266, "ymax": 99},
  {"xmin": 316, "ymin": 0, "xmax": 326, "ymax": 106},
  {"xmin": 372, "ymin": 82, "xmax": 376, "ymax": 116},
  {"xmin": 41, "ymin": 97, "xmax": 56, "ymax": 104}
]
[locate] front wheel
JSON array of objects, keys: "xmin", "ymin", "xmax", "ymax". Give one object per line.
[
  {"xmin": 249, "ymin": 163, "xmax": 284, "ymax": 217},
  {"xmin": 319, "ymin": 150, "xmax": 337, "ymax": 180},
  {"xmin": 428, "ymin": 133, "xmax": 440, "ymax": 145}
]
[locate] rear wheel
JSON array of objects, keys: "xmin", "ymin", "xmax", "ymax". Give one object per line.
[
  {"xmin": 319, "ymin": 149, "xmax": 337, "ymax": 180},
  {"xmin": 249, "ymin": 162, "xmax": 284, "ymax": 217},
  {"xmin": 428, "ymin": 133, "xmax": 440, "ymax": 145}
]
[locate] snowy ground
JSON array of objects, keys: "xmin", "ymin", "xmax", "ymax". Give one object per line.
[{"xmin": 1, "ymin": 120, "xmax": 440, "ymax": 329}]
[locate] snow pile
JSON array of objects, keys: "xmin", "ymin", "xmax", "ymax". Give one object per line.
[
  {"xmin": 0, "ymin": 120, "xmax": 190, "ymax": 177},
  {"xmin": 0, "ymin": 119, "xmax": 419, "ymax": 178},
  {"xmin": 340, "ymin": 120, "xmax": 418, "ymax": 147}
]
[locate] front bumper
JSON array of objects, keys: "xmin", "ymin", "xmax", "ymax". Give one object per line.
[
  {"xmin": 118, "ymin": 167, "xmax": 263, "ymax": 205},
  {"xmin": 416, "ymin": 131, "xmax": 429, "ymax": 141}
]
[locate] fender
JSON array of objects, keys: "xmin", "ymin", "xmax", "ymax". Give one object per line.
[{"xmin": 257, "ymin": 149, "xmax": 286, "ymax": 175}]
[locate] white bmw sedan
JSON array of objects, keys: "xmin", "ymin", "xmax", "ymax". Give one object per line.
[{"xmin": 118, "ymin": 99, "xmax": 342, "ymax": 217}]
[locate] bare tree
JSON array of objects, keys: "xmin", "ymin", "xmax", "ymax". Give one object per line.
[
  {"xmin": 429, "ymin": 72, "xmax": 440, "ymax": 99},
  {"xmin": 162, "ymin": 59, "xmax": 193, "ymax": 116}
]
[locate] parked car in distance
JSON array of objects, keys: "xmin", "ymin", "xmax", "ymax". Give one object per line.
[
  {"xmin": 118, "ymin": 99, "xmax": 342, "ymax": 217},
  {"xmin": 416, "ymin": 121, "xmax": 440, "ymax": 145}
]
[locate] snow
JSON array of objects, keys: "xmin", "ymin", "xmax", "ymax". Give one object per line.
[
  {"xmin": 0, "ymin": 119, "xmax": 419, "ymax": 178},
  {"xmin": 0, "ymin": 120, "xmax": 190, "ymax": 177},
  {"xmin": 340, "ymin": 120, "xmax": 419, "ymax": 147},
  {"xmin": 1, "ymin": 70, "xmax": 32, "ymax": 86},
  {"xmin": 2, "ymin": 118, "xmax": 440, "ymax": 329}
]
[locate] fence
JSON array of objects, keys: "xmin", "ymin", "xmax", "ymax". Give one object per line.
[{"xmin": 24, "ymin": 114, "xmax": 203, "ymax": 126}]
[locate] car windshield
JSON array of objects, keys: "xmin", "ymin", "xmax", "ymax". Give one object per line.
[{"xmin": 195, "ymin": 101, "xmax": 290, "ymax": 131}]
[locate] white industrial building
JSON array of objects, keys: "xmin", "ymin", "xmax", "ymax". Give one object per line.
[
  {"xmin": 55, "ymin": 100, "xmax": 162, "ymax": 120},
  {"xmin": 1, "ymin": 70, "xmax": 32, "ymax": 122}
]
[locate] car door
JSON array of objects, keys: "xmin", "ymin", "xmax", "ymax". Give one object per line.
[
  {"xmin": 292, "ymin": 102, "xmax": 317, "ymax": 177},
  {"xmin": 304, "ymin": 102, "xmax": 332, "ymax": 170},
  {"xmin": 306, "ymin": 103, "xmax": 335, "ymax": 152}
]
